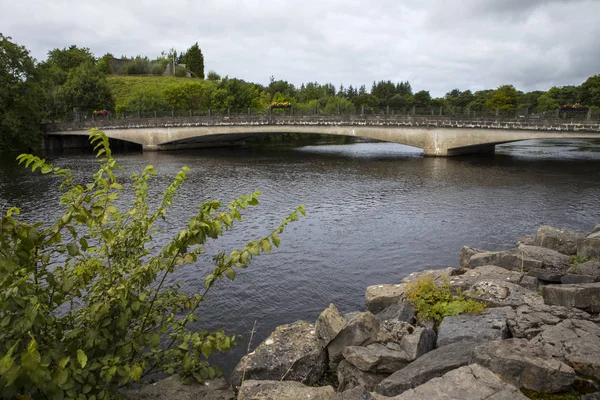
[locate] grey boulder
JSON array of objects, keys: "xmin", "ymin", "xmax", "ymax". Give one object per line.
[
  {"xmin": 316, "ymin": 303, "xmax": 346, "ymax": 348},
  {"xmin": 474, "ymin": 339, "xmax": 576, "ymax": 393},
  {"xmin": 507, "ymin": 303, "xmax": 593, "ymax": 339},
  {"xmin": 365, "ymin": 284, "xmax": 407, "ymax": 314},
  {"xmin": 327, "ymin": 312, "xmax": 380, "ymax": 368},
  {"xmin": 390, "ymin": 364, "xmax": 528, "ymax": 400},
  {"xmin": 534, "ymin": 225, "xmax": 585, "ymax": 255},
  {"xmin": 436, "ymin": 307, "xmax": 514, "ymax": 347},
  {"xmin": 343, "ymin": 343, "xmax": 412, "ymax": 373},
  {"xmin": 541, "ymin": 282, "xmax": 600, "ymax": 313},
  {"xmin": 578, "ymin": 238, "xmax": 600, "ymax": 259},
  {"xmin": 465, "ymin": 279, "xmax": 543, "ymax": 308},
  {"xmin": 230, "ymin": 320, "xmax": 325, "ymax": 390},
  {"xmin": 375, "ymin": 340, "xmax": 479, "ymax": 397},
  {"xmin": 337, "ymin": 359, "xmax": 387, "ymax": 392},
  {"xmin": 374, "ymin": 301, "xmax": 416, "ymax": 324},
  {"xmin": 531, "ymin": 319, "xmax": 600, "ymax": 380}
]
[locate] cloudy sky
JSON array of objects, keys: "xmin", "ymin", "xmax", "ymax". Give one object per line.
[{"xmin": 1, "ymin": 0, "xmax": 599, "ymax": 96}]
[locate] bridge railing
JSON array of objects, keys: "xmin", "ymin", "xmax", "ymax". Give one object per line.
[{"xmin": 46, "ymin": 105, "xmax": 600, "ymax": 125}]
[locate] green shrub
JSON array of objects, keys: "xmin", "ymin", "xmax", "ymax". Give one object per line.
[
  {"xmin": 569, "ymin": 255, "xmax": 589, "ymax": 268},
  {"xmin": 122, "ymin": 57, "xmax": 153, "ymax": 75},
  {"xmin": 405, "ymin": 275, "xmax": 487, "ymax": 325},
  {"xmin": 0, "ymin": 130, "xmax": 304, "ymax": 399}
]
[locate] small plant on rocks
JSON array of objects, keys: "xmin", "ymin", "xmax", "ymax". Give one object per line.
[{"xmin": 405, "ymin": 275, "xmax": 487, "ymax": 325}]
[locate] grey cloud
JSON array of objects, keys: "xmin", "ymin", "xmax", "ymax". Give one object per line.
[{"xmin": 1, "ymin": 0, "xmax": 598, "ymax": 96}]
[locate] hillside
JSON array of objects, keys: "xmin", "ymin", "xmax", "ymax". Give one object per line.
[{"xmin": 106, "ymin": 75, "xmax": 198, "ymax": 108}]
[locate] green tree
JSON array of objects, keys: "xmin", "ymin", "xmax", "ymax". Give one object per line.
[
  {"xmin": 413, "ymin": 90, "xmax": 432, "ymax": 109},
  {"xmin": 96, "ymin": 53, "xmax": 113, "ymax": 75},
  {"xmin": 185, "ymin": 42, "xmax": 205, "ymax": 79},
  {"xmin": 59, "ymin": 62, "xmax": 115, "ymax": 115},
  {"xmin": 579, "ymin": 75, "xmax": 600, "ymax": 107},
  {"xmin": 207, "ymin": 70, "xmax": 221, "ymax": 81},
  {"xmin": 485, "ymin": 85, "xmax": 519, "ymax": 111},
  {"xmin": 0, "ymin": 34, "xmax": 44, "ymax": 152},
  {"xmin": 0, "ymin": 130, "xmax": 304, "ymax": 398},
  {"xmin": 163, "ymin": 82, "xmax": 214, "ymax": 110}
]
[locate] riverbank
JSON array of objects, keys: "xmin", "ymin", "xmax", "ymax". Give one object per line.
[{"xmin": 126, "ymin": 223, "xmax": 600, "ymax": 399}]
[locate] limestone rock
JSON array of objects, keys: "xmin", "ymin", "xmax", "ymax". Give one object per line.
[
  {"xmin": 534, "ymin": 225, "xmax": 585, "ymax": 255},
  {"xmin": 465, "ymin": 279, "xmax": 543, "ymax": 308},
  {"xmin": 592, "ymin": 224, "xmax": 600, "ymax": 235},
  {"xmin": 519, "ymin": 244, "xmax": 572, "ymax": 282},
  {"xmin": 337, "ymin": 359, "xmax": 387, "ymax": 392},
  {"xmin": 374, "ymin": 302, "xmax": 416, "ymax": 324},
  {"xmin": 447, "ymin": 265, "xmax": 525, "ymax": 291},
  {"xmin": 237, "ymin": 380, "xmax": 337, "ymax": 400},
  {"xmin": 567, "ymin": 259, "xmax": 600, "ymax": 278},
  {"xmin": 474, "ymin": 339, "xmax": 576, "ymax": 393},
  {"xmin": 124, "ymin": 376, "xmax": 233, "ymax": 400},
  {"xmin": 401, "ymin": 267, "xmax": 459, "ymax": 284},
  {"xmin": 507, "ymin": 303, "xmax": 593, "ymax": 339},
  {"xmin": 398, "ymin": 326, "xmax": 436, "ymax": 360},
  {"xmin": 390, "ymin": 364, "xmax": 528, "ymax": 400},
  {"xmin": 460, "ymin": 246, "xmax": 484, "ymax": 268},
  {"xmin": 365, "ymin": 284, "xmax": 407, "ymax": 314},
  {"xmin": 316, "ymin": 303, "xmax": 346, "ymax": 348},
  {"xmin": 517, "ymin": 235, "xmax": 535, "ymax": 246},
  {"xmin": 343, "ymin": 343, "xmax": 412, "ymax": 373},
  {"xmin": 531, "ymin": 319, "xmax": 600, "ymax": 380},
  {"xmin": 561, "ymin": 273, "xmax": 597, "ymax": 284},
  {"xmin": 376, "ymin": 340, "xmax": 479, "ymax": 397},
  {"xmin": 436, "ymin": 307, "xmax": 513, "ymax": 347},
  {"xmin": 327, "ymin": 312, "xmax": 380, "ymax": 368},
  {"xmin": 578, "ymin": 238, "xmax": 600, "ymax": 259},
  {"xmin": 541, "ymin": 282, "xmax": 600, "ymax": 312},
  {"xmin": 230, "ymin": 320, "xmax": 325, "ymax": 390},
  {"xmin": 467, "ymin": 248, "xmax": 542, "ymax": 271}
]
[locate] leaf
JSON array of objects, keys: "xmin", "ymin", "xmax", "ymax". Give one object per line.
[
  {"xmin": 150, "ymin": 333, "xmax": 160, "ymax": 347},
  {"xmin": 270, "ymin": 233, "xmax": 280, "ymax": 247},
  {"xmin": 224, "ymin": 267, "xmax": 236, "ymax": 280},
  {"xmin": 67, "ymin": 242, "xmax": 80, "ymax": 257},
  {"xmin": 58, "ymin": 357, "xmax": 70, "ymax": 369},
  {"xmin": 76, "ymin": 349, "xmax": 87, "ymax": 369},
  {"xmin": 260, "ymin": 238, "xmax": 272, "ymax": 253},
  {"xmin": 0, "ymin": 341, "xmax": 19, "ymax": 374}
]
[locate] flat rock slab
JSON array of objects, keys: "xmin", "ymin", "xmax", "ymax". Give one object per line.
[
  {"xmin": 466, "ymin": 279, "xmax": 543, "ymax": 308},
  {"xmin": 343, "ymin": 344, "xmax": 412, "ymax": 373},
  {"xmin": 508, "ymin": 303, "xmax": 593, "ymax": 339},
  {"xmin": 436, "ymin": 307, "xmax": 514, "ymax": 348},
  {"xmin": 390, "ymin": 364, "xmax": 528, "ymax": 400},
  {"xmin": 365, "ymin": 284, "xmax": 407, "ymax": 314},
  {"xmin": 237, "ymin": 380, "xmax": 338, "ymax": 400},
  {"xmin": 375, "ymin": 340, "xmax": 479, "ymax": 397},
  {"xmin": 337, "ymin": 359, "xmax": 388, "ymax": 392},
  {"xmin": 531, "ymin": 319, "xmax": 600, "ymax": 380},
  {"xmin": 474, "ymin": 339, "xmax": 576, "ymax": 393},
  {"xmin": 316, "ymin": 303, "xmax": 347, "ymax": 348},
  {"xmin": 467, "ymin": 248, "xmax": 542, "ymax": 271},
  {"xmin": 125, "ymin": 376, "xmax": 233, "ymax": 400},
  {"xmin": 541, "ymin": 282, "xmax": 600, "ymax": 312},
  {"xmin": 534, "ymin": 225, "xmax": 585, "ymax": 256},
  {"xmin": 568, "ymin": 259, "xmax": 600, "ymax": 278},
  {"xmin": 578, "ymin": 238, "xmax": 600, "ymax": 259},
  {"xmin": 401, "ymin": 267, "xmax": 459, "ymax": 284},
  {"xmin": 447, "ymin": 265, "xmax": 525, "ymax": 291},
  {"xmin": 375, "ymin": 302, "xmax": 416, "ymax": 324},
  {"xmin": 230, "ymin": 320, "xmax": 325, "ymax": 390},
  {"xmin": 327, "ymin": 312, "xmax": 380, "ymax": 368},
  {"xmin": 238, "ymin": 380, "xmax": 384, "ymax": 400}
]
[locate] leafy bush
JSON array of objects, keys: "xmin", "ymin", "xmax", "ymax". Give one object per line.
[
  {"xmin": 569, "ymin": 255, "xmax": 589, "ymax": 268},
  {"xmin": 0, "ymin": 130, "xmax": 304, "ymax": 399},
  {"xmin": 405, "ymin": 275, "xmax": 487, "ymax": 325},
  {"xmin": 122, "ymin": 57, "xmax": 153, "ymax": 75}
]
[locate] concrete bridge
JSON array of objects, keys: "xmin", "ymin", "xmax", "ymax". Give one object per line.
[{"xmin": 44, "ymin": 114, "xmax": 600, "ymax": 156}]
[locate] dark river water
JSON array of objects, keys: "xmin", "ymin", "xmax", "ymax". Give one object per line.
[{"xmin": 1, "ymin": 138, "xmax": 600, "ymax": 377}]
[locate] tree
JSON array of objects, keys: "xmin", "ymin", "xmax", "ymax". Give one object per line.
[
  {"xmin": 579, "ymin": 75, "xmax": 600, "ymax": 107},
  {"xmin": 207, "ymin": 70, "xmax": 221, "ymax": 81},
  {"xmin": 58, "ymin": 62, "xmax": 114, "ymax": 115},
  {"xmin": 485, "ymin": 85, "xmax": 519, "ymax": 111},
  {"xmin": 185, "ymin": 42, "xmax": 205, "ymax": 79},
  {"xmin": 413, "ymin": 90, "xmax": 432, "ymax": 109},
  {"xmin": 0, "ymin": 34, "xmax": 44, "ymax": 152},
  {"xmin": 0, "ymin": 130, "xmax": 304, "ymax": 398}
]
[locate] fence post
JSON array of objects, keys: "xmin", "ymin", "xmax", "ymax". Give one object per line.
[
  {"xmin": 189, "ymin": 109, "xmax": 192, "ymax": 117},
  {"xmin": 555, "ymin": 109, "xmax": 560, "ymax": 118},
  {"xmin": 227, "ymin": 108, "xmax": 230, "ymax": 116},
  {"xmin": 138, "ymin": 111, "xmax": 141, "ymax": 118},
  {"xmin": 466, "ymin": 108, "xmax": 470, "ymax": 117},
  {"xmin": 208, "ymin": 109, "xmax": 212, "ymax": 117},
  {"xmin": 587, "ymin": 108, "xmax": 592, "ymax": 120},
  {"xmin": 431, "ymin": 108, "xmax": 434, "ymax": 116},
  {"xmin": 248, "ymin": 108, "xmax": 251, "ymax": 115},
  {"xmin": 361, "ymin": 105, "xmax": 364, "ymax": 115},
  {"xmin": 171, "ymin": 110, "xmax": 174, "ymax": 117},
  {"xmin": 495, "ymin": 108, "xmax": 499, "ymax": 117},
  {"xmin": 154, "ymin": 111, "xmax": 157, "ymax": 118},
  {"xmin": 412, "ymin": 106, "xmax": 416, "ymax": 116},
  {"xmin": 108, "ymin": 112, "xmax": 111, "ymax": 120},
  {"xmin": 291, "ymin": 105, "xmax": 294, "ymax": 115},
  {"xmin": 337, "ymin": 104, "xmax": 340, "ymax": 115},
  {"xmin": 439, "ymin": 106, "xmax": 443, "ymax": 116}
]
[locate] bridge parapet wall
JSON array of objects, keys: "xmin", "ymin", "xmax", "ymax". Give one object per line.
[{"xmin": 46, "ymin": 115, "xmax": 600, "ymax": 133}]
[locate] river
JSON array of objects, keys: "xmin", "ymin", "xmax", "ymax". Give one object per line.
[{"xmin": 1, "ymin": 138, "xmax": 599, "ymax": 376}]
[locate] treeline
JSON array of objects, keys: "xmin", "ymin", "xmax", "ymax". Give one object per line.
[{"xmin": 1, "ymin": 33, "xmax": 600, "ymax": 152}]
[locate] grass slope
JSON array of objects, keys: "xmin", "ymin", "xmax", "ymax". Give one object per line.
[{"xmin": 106, "ymin": 75, "xmax": 196, "ymax": 107}]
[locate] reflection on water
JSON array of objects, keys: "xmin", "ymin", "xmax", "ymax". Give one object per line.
[{"xmin": 1, "ymin": 138, "xmax": 600, "ymax": 376}]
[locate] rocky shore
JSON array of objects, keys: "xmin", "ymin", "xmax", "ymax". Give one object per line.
[{"xmin": 127, "ymin": 224, "xmax": 600, "ymax": 399}]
